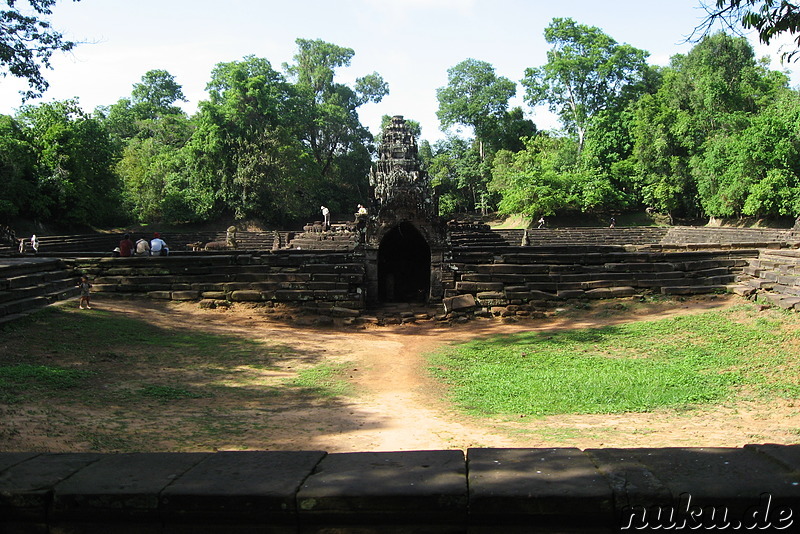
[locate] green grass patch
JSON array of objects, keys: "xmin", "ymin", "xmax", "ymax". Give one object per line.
[
  {"xmin": 428, "ymin": 305, "xmax": 800, "ymax": 417},
  {"xmin": 0, "ymin": 364, "xmax": 93, "ymax": 403},
  {"xmin": 137, "ymin": 384, "xmax": 207, "ymax": 402},
  {"xmin": 285, "ymin": 363, "xmax": 353, "ymax": 398}
]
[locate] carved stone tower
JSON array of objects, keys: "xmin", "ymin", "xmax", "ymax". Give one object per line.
[{"xmin": 364, "ymin": 116, "xmax": 446, "ymax": 305}]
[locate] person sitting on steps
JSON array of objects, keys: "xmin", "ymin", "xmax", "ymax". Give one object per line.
[{"xmin": 150, "ymin": 232, "xmax": 169, "ymax": 256}]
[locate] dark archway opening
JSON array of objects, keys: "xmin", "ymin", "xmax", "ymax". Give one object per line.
[{"xmin": 378, "ymin": 222, "xmax": 431, "ymax": 303}]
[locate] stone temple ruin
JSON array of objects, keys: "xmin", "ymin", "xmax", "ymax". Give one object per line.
[
  {"xmin": 2, "ymin": 119, "xmax": 800, "ymax": 533},
  {"xmin": 2, "ymin": 115, "xmax": 800, "ymax": 323}
]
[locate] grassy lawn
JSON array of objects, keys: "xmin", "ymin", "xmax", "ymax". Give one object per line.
[{"xmin": 428, "ymin": 304, "xmax": 800, "ymax": 417}]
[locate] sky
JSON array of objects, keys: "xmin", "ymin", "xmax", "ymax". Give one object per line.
[{"xmin": 1, "ymin": 0, "xmax": 798, "ymax": 143}]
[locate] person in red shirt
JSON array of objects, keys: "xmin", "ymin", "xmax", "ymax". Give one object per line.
[{"xmin": 119, "ymin": 234, "xmax": 135, "ymax": 257}]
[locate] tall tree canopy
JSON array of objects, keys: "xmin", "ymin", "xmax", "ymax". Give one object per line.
[
  {"xmin": 0, "ymin": 0, "xmax": 80, "ymax": 100},
  {"xmin": 283, "ymin": 38, "xmax": 388, "ymax": 212},
  {"xmin": 521, "ymin": 17, "xmax": 649, "ymax": 151},
  {"xmin": 15, "ymin": 99, "xmax": 121, "ymax": 226},
  {"xmin": 436, "ymin": 58, "xmax": 517, "ymax": 158}
]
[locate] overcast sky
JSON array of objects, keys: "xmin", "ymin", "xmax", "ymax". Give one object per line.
[{"xmin": 1, "ymin": 0, "xmax": 797, "ymax": 143}]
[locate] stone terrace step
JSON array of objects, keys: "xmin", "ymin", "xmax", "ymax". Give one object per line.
[
  {"xmin": 0, "ymin": 258, "xmax": 81, "ymax": 324},
  {"xmin": 15, "ymin": 231, "xmax": 286, "ymax": 255},
  {"xmin": 735, "ymin": 249, "xmax": 800, "ymax": 311}
]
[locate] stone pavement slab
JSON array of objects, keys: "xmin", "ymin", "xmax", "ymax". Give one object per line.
[
  {"xmin": 51, "ymin": 452, "xmax": 209, "ymax": 522},
  {"xmin": 161, "ymin": 450, "xmax": 325, "ymax": 521},
  {"xmin": 0, "ymin": 453, "xmax": 102, "ymax": 522},
  {"xmin": 467, "ymin": 447, "xmax": 613, "ymax": 529},
  {"xmin": 296, "ymin": 450, "xmax": 466, "ymax": 523}
]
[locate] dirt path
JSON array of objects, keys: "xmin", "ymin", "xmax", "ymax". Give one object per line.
[{"xmin": 4, "ymin": 294, "xmax": 799, "ymax": 452}]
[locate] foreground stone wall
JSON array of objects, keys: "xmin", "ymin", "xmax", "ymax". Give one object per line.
[{"xmin": 1, "ymin": 446, "xmax": 797, "ymax": 533}]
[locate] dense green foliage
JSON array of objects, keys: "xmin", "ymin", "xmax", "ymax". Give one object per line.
[
  {"xmin": 483, "ymin": 26, "xmax": 799, "ymax": 222},
  {"xmin": 428, "ymin": 305, "xmax": 800, "ymax": 416},
  {"xmin": 1, "ymin": 38, "xmax": 385, "ymax": 228},
  {"xmin": 2, "ymin": 18, "xmax": 799, "ymax": 229}
]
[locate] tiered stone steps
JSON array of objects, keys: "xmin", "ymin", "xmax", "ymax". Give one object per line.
[
  {"xmin": 732, "ymin": 249, "xmax": 800, "ymax": 310},
  {"xmin": 6, "ymin": 231, "xmax": 291, "ymax": 256},
  {"xmin": 662, "ymin": 226, "xmax": 799, "ymax": 247},
  {"xmin": 68, "ymin": 251, "xmax": 366, "ymax": 312},
  {"xmin": 449, "ymin": 226, "xmax": 797, "ymax": 249},
  {"xmin": 0, "ymin": 258, "xmax": 80, "ymax": 325},
  {"xmin": 447, "ymin": 246, "xmax": 753, "ymax": 306}
]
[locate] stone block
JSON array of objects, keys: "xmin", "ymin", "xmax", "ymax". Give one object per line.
[
  {"xmin": 529, "ymin": 290, "xmax": 558, "ymax": 300},
  {"xmin": 297, "ymin": 450, "xmax": 467, "ymax": 525},
  {"xmin": 91, "ymin": 283, "xmax": 118, "ymax": 293},
  {"xmin": 468, "ymin": 448, "xmax": 613, "ymax": 527},
  {"xmin": 147, "ymin": 291, "xmax": 172, "ymax": 300},
  {"xmin": 200, "ymin": 291, "xmax": 227, "ymax": 300},
  {"xmin": 273, "ymin": 289, "xmax": 314, "ymax": 301},
  {"xmin": 589, "ymin": 446, "xmax": 800, "ymax": 524},
  {"xmin": 557, "ymin": 289, "xmax": 585, "ymax": 299},
  {"xmin": 585, "ymin": 288, "xmax": 612, "ymax": 299},
  {"xmin": 171, "ymin": 290, "xmax": 200, "ymax": 301},
  {"xmin": 0, "ymin": 453, "xmax": 102, "ymax": 524},
  {"xmin": 160, "ymin": 451, "xmax": 324, "ymax": 525},
  {"xmin": 330, "ymin": 306, "xmax": 360, "ymax": 318},
  {"xmin": 229, "ymin": 290, "xmax": 264, "ymax": 302},
  {"xmin": 443, "ymin": 294, "xmax": 476, "ymax": 313},
  {"xmin": 52, "ymin": 453, "xmax": 209, "ymax": 524},
  {"xmin": 609, "ymin": 286, "xmax": 636, "ymax": 297}
]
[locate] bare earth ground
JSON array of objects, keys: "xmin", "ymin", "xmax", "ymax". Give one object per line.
[{"xmin": 3, "ymin": 294, "xmax": 799, "ymax": 452}]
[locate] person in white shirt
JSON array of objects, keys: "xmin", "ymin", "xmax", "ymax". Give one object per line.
[
  {"xmin": 321, "ymin": 206, "xmax": 330, "ymax": 229},
  {"xmin": 150, "ymin": 232, "xmax": 169, "ymax": 256}
]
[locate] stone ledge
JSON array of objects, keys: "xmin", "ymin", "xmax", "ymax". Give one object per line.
[{"xmin": 0, "ymin": 446, "xmax": 797, "ymax": 532}]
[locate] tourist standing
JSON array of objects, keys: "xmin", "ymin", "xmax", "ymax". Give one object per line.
[
  {"xmin": 78, "ymin": 275, "xmax": 92, "ymax": 309},
  {"xmin": 30, "ymin": 234, "xmax": 39, "ymax": 253},
  {"xmin": 537, "ymin": 217, "xmax": 545, "ymax": 229},
  {"xmin": 321, "ymin": 206, "xmax": 330, "ymax": 229}
]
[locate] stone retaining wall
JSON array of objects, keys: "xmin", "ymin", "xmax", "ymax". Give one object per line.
[
  {"xmin": 1, "ymin": 446, "xmax": 797, "ymax": 533},
  {"xmin": 64, "ymin": 246, "xmax": 760, "ymax": 318},
  {"xmin": 444, "ymin": 246, "xmax": 756, "ymax": 315},
  {"xmin": 68, "ymin": 250, "xmax": 366, "ymax": 314}
]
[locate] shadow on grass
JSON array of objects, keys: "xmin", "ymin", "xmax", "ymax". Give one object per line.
[{"xmin": 0, "ymin": 305, "xmax": 388, "ymax": 452}]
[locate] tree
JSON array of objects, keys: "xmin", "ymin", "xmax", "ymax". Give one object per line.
[
  {"xmin": 436, "ymin": 58, "xmax": 516, "ymax": 158},
  {"xmin": 695, "ymin": 1, "xmax": 800, "ymax": 61},
  {"xmin": 283, "ymin": 38, "xmax": 388, "ymax": 214},
  {"xmin": 489, "ymin": 134, "xmax": 582, "ymax": 217},
  {"xmin": 0, "ymin": 114, "xmax": 37, "ymax": 219},
  {"xmin": 0, "ymin": 0, "xmax": 80, "ymax": 100},
  {"xmin": 629, "ymin": 32, "xmax": 789, "ymax": 221},
  {"xmin": 16, "ymin": 99, "xmax": 122, "ymax": 227},
  {"xmin": 185, "ymin": 55, "xmax": 310, "ymax": 223},
  {"xmin": 521, "ymin": 17, "xmax": 649, "ymax": 152},
  {"xmin": 428, "ymin": 136, "xmax": 487, "ymax": 216},
  {"xmin": 130, "ymin": 69, "xmax": 186, "ymax": 118}
]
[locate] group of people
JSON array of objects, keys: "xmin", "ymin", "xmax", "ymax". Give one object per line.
[
  {"xmin": 318, "ymin": 204, "xmax": 368, "ymax": 230},
  {"xmin": 115, "ymin": 232, "xmax": 169, "ymax": 257}
]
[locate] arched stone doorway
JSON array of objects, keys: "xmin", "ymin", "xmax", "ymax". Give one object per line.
[{"xmin": 378, "ymin": 222, "xmax": 431, "ymax": 303}]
